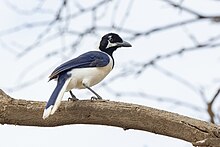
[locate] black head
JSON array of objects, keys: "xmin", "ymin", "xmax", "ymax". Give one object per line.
[{"xmin": 99, "ymin": 33, "xmax": 132, "ymax": 56}]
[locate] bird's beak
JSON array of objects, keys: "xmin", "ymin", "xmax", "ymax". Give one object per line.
[{"xmin": 116, "ymin": 40, "xmax": 132, "ymax": 47}]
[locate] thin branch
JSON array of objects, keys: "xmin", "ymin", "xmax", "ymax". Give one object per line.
[
  {"xmin": 207, "ymin": 88, "xmax": 220, "ymax": 123},
  {"xmin": 64, "ymin": 0, "xmax": 112, "ymax": 21},
  {"xmin": 3, "ymin": 0, "xmax": 53, "ymax": 15},
  {"xmin": 161, "ymin": 0, "xmax": 206, "ymax": 18},
  {"xmin": 0, "ymin": 21, "xmax": 50, "ymax": 37},
  {"xmin": 118, "ymin": 0, "xmax": 134, "ymax": 30},
  {"xmin": 152, "ymin": 64, "xmax": 207, "ymax": 102},
  {"xmin": 128, "ymin": 18, "xmax": 204, "ymax": 40},
  {"xmin": 182, "ymin": 26, "xmax": 200, "ymax": 45},
  {"xmin": 17, "ymin": 32, "xmax": 61, "ymax": 57},
  {"xmin": 136, "ymin": 42, "xmax": 220, "ymax": 75},
  {"xmin": 17, "ymin": 0, "xmax": 68, "ymax": 57},
  {"xmin": 102, "ymin": 85, "xmax": 204, "ymax": 112}
]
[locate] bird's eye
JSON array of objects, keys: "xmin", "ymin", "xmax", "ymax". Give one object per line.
[{"xmin": 108, "ymin": 36, "xmax": 113, "ymax": 42}]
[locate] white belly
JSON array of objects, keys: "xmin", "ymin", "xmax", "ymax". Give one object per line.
[{"xmin": 66, "ymin": 56, "xmax": 113, "ymax": 91}]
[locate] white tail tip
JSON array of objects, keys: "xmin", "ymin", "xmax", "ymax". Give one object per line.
[{"xmin": 42, "ymin": 105, "xmax": 53, "ymax": 119}]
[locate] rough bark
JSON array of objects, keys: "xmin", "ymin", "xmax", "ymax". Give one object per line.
[{"xmin": 0, "ymin": 89, "xmax": 220, "ymax": 146}]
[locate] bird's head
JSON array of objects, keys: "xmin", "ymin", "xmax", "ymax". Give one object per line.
[{"xmin": 99, "ymin": 33, "xmax": 132, "ymax": 56}]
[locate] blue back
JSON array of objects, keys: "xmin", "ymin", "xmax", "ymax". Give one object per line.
[{"xmin": 49, "ymin": 51, "xmax": 110, "ymax": 80}]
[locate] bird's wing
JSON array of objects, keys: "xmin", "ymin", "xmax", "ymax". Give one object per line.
[{"xmin": 49, "ymin": 51, "xmax": 110, "ymax": 80}]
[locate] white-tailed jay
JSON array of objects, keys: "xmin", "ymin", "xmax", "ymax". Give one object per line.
[{"xmin": 43, "ymin": 33, "xmax": 132, "ymax": 119}]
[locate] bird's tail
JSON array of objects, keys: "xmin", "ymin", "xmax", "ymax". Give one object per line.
[{"xmin": 43, "ymin": 74, "xmax": 71, "ymax": 119}]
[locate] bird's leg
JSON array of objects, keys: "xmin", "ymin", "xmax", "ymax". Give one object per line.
[
  {"xmin": 68, "ymin": 90, "xmax": 79, "ymax": 101},
  {"xmin": 82, "ymin": 83, "xmax": 104, "ymax": 101}
]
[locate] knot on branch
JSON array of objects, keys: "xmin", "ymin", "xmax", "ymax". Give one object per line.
[{"xmin": 193, "ymin": 138, "xmax": 220, "ymax": 147}]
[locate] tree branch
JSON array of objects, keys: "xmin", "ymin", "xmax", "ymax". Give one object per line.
[
  {"xmin": 0, "ymin": 89, "xmax": 220, "ymax": 145},
  {"xmin": 207, "ymin": 88, "xmax": 220, "ymax": 124}
]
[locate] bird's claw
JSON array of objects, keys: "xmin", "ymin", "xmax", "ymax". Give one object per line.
[
  {"xmin": 91, "ymin": 96, "xmax": 101, "ymax": 100},
  {"xmin": 90, "ymin": 96, "xmax": 109, "ymax": 102},
  {"xmin": 68, "ymin": 97, "xmax": 79, "ymax": 101}
]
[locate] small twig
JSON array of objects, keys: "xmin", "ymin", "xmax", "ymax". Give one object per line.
[{"xmin": 207, "ymin": 88, "xmax": 220, "ymax": 124}]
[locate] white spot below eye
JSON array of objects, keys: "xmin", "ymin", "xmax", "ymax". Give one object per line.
[{"xmin": 106, "ymin": 41, "xmax": 117, "ymax": 48}]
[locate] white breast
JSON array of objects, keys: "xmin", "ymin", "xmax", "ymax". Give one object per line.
[{"xmin": 66, "ymin": 54, "xmax": 113, "ymax": 91}]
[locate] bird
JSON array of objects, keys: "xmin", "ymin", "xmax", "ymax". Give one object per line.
[{"xmin": 42, "ymin": 33, "xmax": 132, "ymax": 119}]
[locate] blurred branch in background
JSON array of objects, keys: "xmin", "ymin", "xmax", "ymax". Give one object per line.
[{"xmin": 1, "ymin": 0, "xmax": 220, "ymax": 124}]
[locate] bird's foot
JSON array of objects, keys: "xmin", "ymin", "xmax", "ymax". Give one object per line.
[
  {"xmin": 68, "ymin": 91, "xmax": 79, "ymax": 101},
  {"xmin": 68, "ymin": 97, "xmax": 79, "ymax": 101},
  {"xmin": 90, "ymin": 96, "xmax": 109, "ymax": 102}
]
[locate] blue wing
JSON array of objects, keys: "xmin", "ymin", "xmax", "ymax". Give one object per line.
[{"xmin": 49, "ymin": 51, "xmax": 110, "ymax": 80}]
